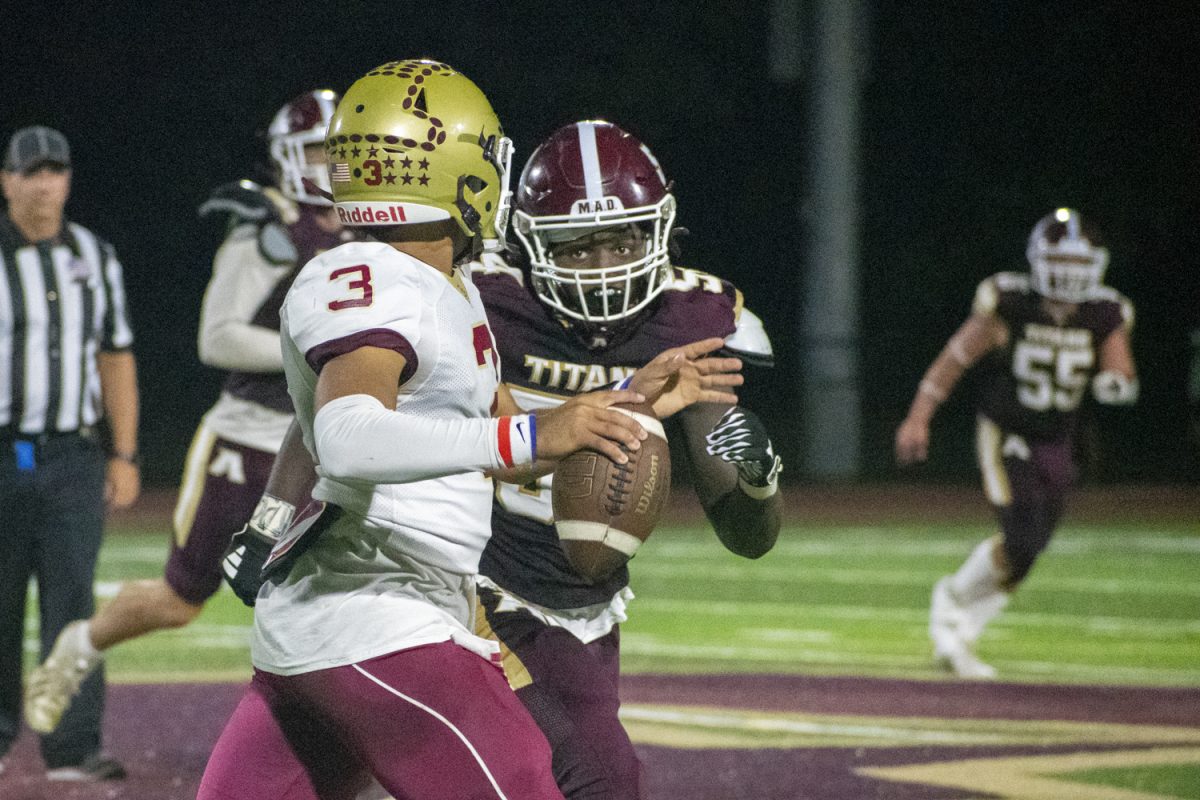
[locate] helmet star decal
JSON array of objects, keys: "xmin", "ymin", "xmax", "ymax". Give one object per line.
[{"xmin": 323, "ymin": 59, "xmax": 513, "ymax": 242}]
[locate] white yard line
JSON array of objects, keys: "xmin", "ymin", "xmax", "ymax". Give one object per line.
[
  {"xmin": 618, "ymin": 706, "xmax": 1004, "ymax": 743},
  {"xmin": 635, "ymin": 597, "xmax": 1200, "ymax": 636},
  {"xmin": 618, "ymin": 637, "xmax": 1200, "ymax": 683},
  {"xmin": 633, "ymin": 561, "xmax": 1200, "ymax": 596}
]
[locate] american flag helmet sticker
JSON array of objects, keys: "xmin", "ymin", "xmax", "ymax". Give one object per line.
[{"xmin": 332, "ymin": 162, "xmax": 351, "ymax": 183}]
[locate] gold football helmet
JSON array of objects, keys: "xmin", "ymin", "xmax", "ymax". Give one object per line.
[{"xmin": 325, "ymin": 60, "xmax": 512, "ymax": 245}]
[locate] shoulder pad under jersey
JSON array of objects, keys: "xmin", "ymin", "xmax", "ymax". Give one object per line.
[
  {"xmin": 724, "ymin": 307, "xmax": 774, "ymax": 367},
  {"xmin": 199, "ymin": 180, "xmax": 280, "ymax": 225},
  {"xmin": 972, "ymin": 272, "xmax": 1026, "ymax": 316},
  {"xmin": 199, "ymin": 180, "xmax": 297, "ymax": 266}
]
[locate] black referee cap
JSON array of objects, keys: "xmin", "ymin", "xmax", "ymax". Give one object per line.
[{"xmin": 4, "ymin": 126, "xmax": 71, "ymax": 174}]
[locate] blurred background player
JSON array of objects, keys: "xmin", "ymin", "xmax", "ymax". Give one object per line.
[
  {"xmin": 470, "ymin": 120, "xmax": 783, "ymax": 799},
  {"xmin": 23, "ymin": 90, "xmax": 347, "ymax": 734},
  {"xmin": 895, "ymin": 207, "xmax": 1138, "ymax": 679}
]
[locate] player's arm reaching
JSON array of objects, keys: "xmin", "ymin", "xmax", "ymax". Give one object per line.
[
  {"xmin": 313, "ymin": 346, "xmax": 647, "ymax": 487},
  {"xmin": 487, "ymin": 336, "xmax": 743, "ymax": 485},
  {"xmin": 1091, "ymin": 303, "xmax": 1138, "ymax": 405},
  {"xmin": 196, "ymin": 182, "xmax": 294, "ymax": 371},
  {"xmin": 895, "ymin": 311, "xmax": 1008, "ymax": 465},
  {"xmin": 224, "ymin": 344, "xmax": 651, "ymax": 605},
  {"xmin": 222, "ymin": 420, "xmax": 315, "ymax": 605},
  {"xmin": 676, "ymin": 403, "xmax": 782, "ymax": 559}
]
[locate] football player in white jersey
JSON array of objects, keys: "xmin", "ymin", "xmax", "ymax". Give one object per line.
[
  {"xmin": 24, "ymin": 90, "xmax": 348, "ymax": 739},
  {"xmin": 198, "ymin": 61, "xmax": 742, "ymax": 800}
]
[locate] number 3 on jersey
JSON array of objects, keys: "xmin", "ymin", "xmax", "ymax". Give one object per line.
[{"xmin": 328, "ymin": 265, "xmax": 373, "ymax": 310}]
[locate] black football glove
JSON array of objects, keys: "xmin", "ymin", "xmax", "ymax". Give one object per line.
[
  {"xmin": 705, "ymin": 407, "xmax": 783, "ymax": 492},
  {"xmin": 221, "ymin": 494, "xmax": 295, "ymax": 607},
  {"xmin": 222, "ymin": 526, "xmax": 273, "ymax": 607}
]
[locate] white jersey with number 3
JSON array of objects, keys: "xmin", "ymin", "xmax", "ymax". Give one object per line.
[{"xmin": 252, "ymin": 241, "xmax": 503, "ymax": 675}]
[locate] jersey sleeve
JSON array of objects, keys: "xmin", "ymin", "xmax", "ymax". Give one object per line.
[
  {"xmin": 284, "ymin": 250, "xmax": 422, "ymax": 380},
  {"xmin": 725, "ymin": 306, "xmax": 774, "ymax": 367},
  {"xmin": 197, "ymin": 225, "xmax": 290, "ymax": 371},
  {"xmin": 98, "ymin": 240, "xmax": 135, "ymax": 351},
  {"xmin": 1118, "ymin": 293, "xmax": 1135, "ymax": 331},
  {"xmin": 971, "ymin": 274, "xmax": 1002, "ymax": 317}
]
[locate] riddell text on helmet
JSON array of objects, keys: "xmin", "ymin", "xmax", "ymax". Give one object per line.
[
  {"xmin": 335, "ymin": 201, "xmax": 453, "ymax": 226},
  {"xmin": 336, "ymin": 205, "xmax": 407, "ymax": 224}
]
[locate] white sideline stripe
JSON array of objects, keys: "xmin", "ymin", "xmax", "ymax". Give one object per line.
[
  {"xmin": 98, "ymin": 545, "xmax": 172, "ymax": 563},
  {"xmin": 618, "ymin": 706, "xmax": 1002, "ymax": 744},
  {"xmin": 632, "ymin": 562, "xmax": 1200, "ymax": 596},
  {"xmin": 618, "ymin": 638, "xmax": 1200, "ymax": 682},
  {"xmin": 352, "ymin": 663, "xmax": 510, "ymax": 800},
  {"xmin": 636, "ymin": 598, "xmax": 1200, "ymax": 636},
  {"xmin": 649, "ymin": 533, "xmax": 1200, "ymax": 558}
]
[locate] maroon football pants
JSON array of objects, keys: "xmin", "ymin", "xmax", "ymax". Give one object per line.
[
  {"xmin": 198, "ymin": 642, "xmax": 564, "ymax": 800},
  {"xmin": 167, "ymin": 433, "xmax": 277, "ymax": 604},
  {"xmin": 481, "ymin": 590, "xmax": 646, "ymax": 800},
  {"xmin": 978, "ymin": 418, "xmax": 1076, "ymax": 588}
]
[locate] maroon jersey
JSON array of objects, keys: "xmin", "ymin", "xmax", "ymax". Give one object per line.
[
  {"xmin": 973, "ymin": 272, "xmax": 1132, "ymax": 441},
  {"xmin": 474, "ymin": 258, "xmax": 743, "ymax": 609},
  {"xmin": 222, "ymin": 205, "xmax": 345, "ymax": 412}
]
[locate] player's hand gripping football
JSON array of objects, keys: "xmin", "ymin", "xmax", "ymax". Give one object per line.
[
  {"xmin": 705, "ymin": 406, "xmax": 783, "ymax": 489},
  {"xmin": 221, "ymin": 494, "xmax": 295, "ymax": 607},
  {"xmin": 632, "ymin": 337, "xmax": 743, "ymax": 419},
  {"xmin": 535, "ymin": 389, "xmax": 651, "ymax": 466}
]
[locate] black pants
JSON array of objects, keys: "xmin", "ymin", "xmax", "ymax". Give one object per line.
[{"xmin": 0, "ymin": 432, "xmax": 107, "ymax": 767}]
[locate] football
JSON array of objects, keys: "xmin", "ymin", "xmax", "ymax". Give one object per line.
[{"xmin": 552, "ymin": 401, "xmax": 671, "ymax": 582}]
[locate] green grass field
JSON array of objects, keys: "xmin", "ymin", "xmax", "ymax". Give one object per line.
[
  {"xmin": 24, "ymin": 516, "xmax": 1200, "ymax": 688},
  {"xmin": 14, "ymin": 508, "xmax": 1200, "ymax": 799}
]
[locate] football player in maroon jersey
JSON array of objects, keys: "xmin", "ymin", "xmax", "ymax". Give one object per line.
[
  {"xmin": 23, "ymin": 90, "xmax": 350, "ymax": 735},
  {"xmin": 219, "ymin": 118, "xmax": 779, "ymax": 799},
  {"xmin": 471, "ymin": 120, "xmax": 783, "ymax": 799},
  {"xmin": 895, "ymin": 208, "xmax": 1138, "ymax": 679}
]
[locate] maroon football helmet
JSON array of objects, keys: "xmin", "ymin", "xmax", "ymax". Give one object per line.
[
  {"xmin": 513, "ymin": 120, "xmax": 676, "ymax": 327},
  {"xmin": 1025, "ymin": 208, "xmax": 1109, "ymax": 302},
  {"xmin": 268, "ymin": 89, "xmax": 340, "ymax": 206}
]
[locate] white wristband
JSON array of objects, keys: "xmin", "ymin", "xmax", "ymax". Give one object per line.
[
  {"xmin": 497, "ymin": 414, "xmax": 536, "ymax": 467},
  {"xmin": 738, "ymin": 475, "xmax": 779, "ymax": 499},
  {"xmin": 1092, "ymin": 371, "xmax": 1138, "ymax": 405}
]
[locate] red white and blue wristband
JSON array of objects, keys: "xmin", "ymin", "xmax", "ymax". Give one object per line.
[{"xmin": 496, "ymin": 414, "xmax": 537, "ymax": 468}]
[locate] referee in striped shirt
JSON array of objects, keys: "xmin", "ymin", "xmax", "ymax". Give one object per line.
[{"xmin": 0, "ymin": 126, "xmax": 139, "ymax": 781}]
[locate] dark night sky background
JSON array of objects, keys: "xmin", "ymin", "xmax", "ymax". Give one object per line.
[{"xmin": 4, "ymin": 1, "xmax": 1198, "ymax": 486}]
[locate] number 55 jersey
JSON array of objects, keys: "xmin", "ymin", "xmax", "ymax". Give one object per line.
[{"xmin": 972, "ymin": 271, "xmax": 1133, "ymax": 443}]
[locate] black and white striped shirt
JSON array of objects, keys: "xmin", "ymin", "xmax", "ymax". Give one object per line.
[{"xmin": 0, "ymin": 214, "xmax": 134, "ymax": 435}]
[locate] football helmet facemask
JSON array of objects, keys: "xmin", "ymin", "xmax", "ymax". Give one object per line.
[
  {"xmin": 1026, "ymin": 207, "xmax": 1109, "ymax": 303},
  {"xmin": 513, "ymin": 120, "xmax": 676, "ymax": 330},
  {"xmin": 325, "ymin": 60, "xmax": 512, "ymax": 247},
  {"xmin": 269, "ymin": 89, "xmax": 340, "ymax": 206}
]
